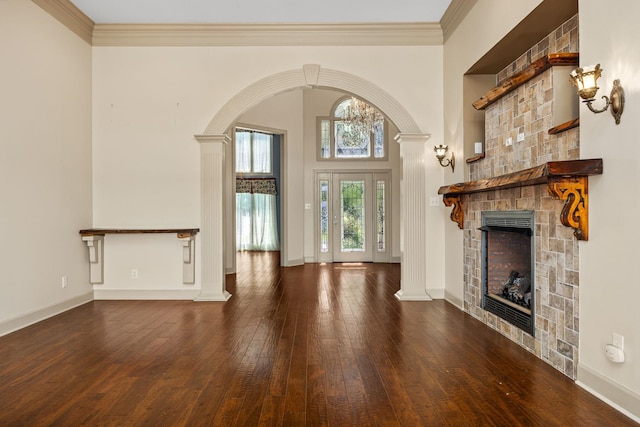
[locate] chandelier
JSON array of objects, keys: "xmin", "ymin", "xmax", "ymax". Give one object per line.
[{"xmin": 342, "ymin": 97, "xmax": 384, "ymax": 137}]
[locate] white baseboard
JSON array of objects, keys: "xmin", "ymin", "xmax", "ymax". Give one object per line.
[
  {"xmin": 304, "ymin": 257, "xmax": 315, "ymax": 263},
  {"xmin": 93, "ymin": 289, "xmax": 201, "ymax": 300},
  {"xmin": 391, "ymin": 256, "xmax": 401, "ymax": 263},
  {"xmin": 426, "ymin": 288, "xmax": 445, "ymax": 299},
  {"xmin": 394, "ymin": 289, "xmax": 432, "ymax": 301},
  {"xmin": 444, "ymin": 290, "xmax": 463, "ymax": 309},
  {"xmin": 282, "ymin": 258, "xmax": 305, "ymax": 267},
  {"xmin": 576, "ymin": 364, "xmax": 640, "ymax": 423},
  {"xmin": 0, "ymin": 292, "xmax": 94, "ymax": 337}
]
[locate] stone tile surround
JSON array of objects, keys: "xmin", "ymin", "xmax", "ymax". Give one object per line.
[{"xmin": 464, "ymin": 16, "xmax": 580, "ymax": 378}]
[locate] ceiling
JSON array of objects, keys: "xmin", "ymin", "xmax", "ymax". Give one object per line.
[{"xmin": 69, "ymin": 0, "xmax": 453, "ymax": 25}]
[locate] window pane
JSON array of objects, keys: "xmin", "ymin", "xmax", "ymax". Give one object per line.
[
  {"xmin": 320, "ymin": 120, "xmax": 331, "ymax": 158},
  {"xmin": 374, "ymin": 125, "xmax": 384, "ymax": 158},
  {"xmin": 252, "ymin": 132, "xmax": 272, "ymax": 173},
  {"xmin": 235, "ymin": 131, "xmax": 251, "ymax": 173},
  {"xmin": 376, "ymin": 180, "xmax": 386, "ymax": 251},
  {"xmin": 334, "ymin": 98, "xmax": 352, "ymax": 118},
  {"xmin": 320, "ymin": 180, "xmax": 329, "ymax": 253},
  {"xmin": 340, "ymin": 180, "xmax": 365, "ymax": 252},
  {"xmin": 335, "ymin": 121, "xmax": 370, "ymax": 158}
]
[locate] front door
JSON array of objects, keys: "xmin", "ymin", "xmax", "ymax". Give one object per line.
[
  {"xmin": 332, "ymin": 173, "xmax": 373, "ymax": 262},
  {"xmin": 316, "ymin": 171, "xmax": 390, "ymax": 263}
]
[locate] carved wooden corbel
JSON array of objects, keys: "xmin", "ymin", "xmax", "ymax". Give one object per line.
[
  {"xmin": 547, "ymin": 176, "xmax": 589, "ymax": 240},
  {"xmin": 443, "ymin": 195, "xmax": 464, "ymax": 229}
]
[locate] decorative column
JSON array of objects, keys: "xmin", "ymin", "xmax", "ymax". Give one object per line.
[
  {"xmin": 194, "ymin": 134, "xmax": 231, "ymax": 301},
  {"xmin": 395, "ymin": 133, "xmax": 432, "ymax": 301}
]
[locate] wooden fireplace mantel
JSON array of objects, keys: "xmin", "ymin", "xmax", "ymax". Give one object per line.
[{"xmin": 437, "ymin": 159, "xmax": 603, "ymax": 240}]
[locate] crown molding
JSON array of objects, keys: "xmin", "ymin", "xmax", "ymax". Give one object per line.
[
  {"xmin": 31, "ymin": 0, "xmax": 443, "ymax": 47},
  {"xmin": 31, "ymin": 0, "xmax": 94, "ymax": 45},
  {"xmin": 91, "ymin": 22, "xmax": 443, "ymax": 47},
  {"xmin": 440, "ymin": 0, "xmax": 477, "ymax": 43}
]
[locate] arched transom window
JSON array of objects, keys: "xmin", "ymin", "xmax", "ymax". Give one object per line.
[{"xmin": 318, "ymin": 97, "xmax": 386, "ymax": 160}]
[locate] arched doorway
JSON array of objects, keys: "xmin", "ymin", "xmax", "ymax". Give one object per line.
[{"xmin": 194, "ymin": 64, "xmax": 431, "ymax": 302}]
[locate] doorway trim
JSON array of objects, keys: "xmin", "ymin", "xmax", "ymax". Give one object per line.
[
  {"xmin": 315, "ymin": 170, "xmax": 391, "ymax": 264},
  {"xmin": 228, "ymin": 123, "xmax": 286, "ymax": 275}
]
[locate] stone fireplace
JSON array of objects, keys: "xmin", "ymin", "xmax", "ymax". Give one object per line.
[{"xmin": 438, "ymin": 16, "xmax": 597, "ymax": 379}]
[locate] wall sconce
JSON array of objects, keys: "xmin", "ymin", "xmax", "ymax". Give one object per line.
[
  {"xmin": 569, "ymin": 64, "xmax": 624, "ymax": 124},
  {"xmin": 434, "ymin": 144, "xmax": 455, "ymax": 171}
]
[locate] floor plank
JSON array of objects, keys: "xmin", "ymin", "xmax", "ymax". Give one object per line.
[{"xmin": 0, "ymin": 251, "xmax": 636, "ymax": 426}]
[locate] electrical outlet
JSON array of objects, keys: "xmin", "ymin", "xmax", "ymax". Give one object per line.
[
  {"xmin": 430, "ymin": 196, "xmax": 440, "ymax": 207},
  {"xmin": 505, "ymin": 137, "xmax": 513, "ymax": 146},
  {"xmin": 61, "ymin": 276, "xmax": 68, "ymax": 288},
  {"xmin": 613, "ymin": 332, "xmax": 624, "ymax": 350},
  {"xmin": 131, "ymin": 269, "xmax": 138, "ymax": 279},
  {"xmin": 517, "ymin": 132, "xmax": 525, "ymax": 142}
]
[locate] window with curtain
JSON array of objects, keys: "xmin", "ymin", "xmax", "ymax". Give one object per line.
[
  {"xmin": 236, "ymin": 130, "xmax": 272, "ymax": 174},
  {"xmin": 235, "ymin": 129, "xmax": 280, "ymax": 251}
]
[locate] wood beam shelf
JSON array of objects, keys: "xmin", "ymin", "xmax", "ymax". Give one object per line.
[
  {"xmin": 79, "ymin": 228, "xmax": 199, "ymax": 238},
  {"xmin": 78, "ymin": 228, "xmax": 200, "ymax": 284},
  {"xmin": 472, "ymin": 52, "xmax": 579, "ymax": 111},
  {"xmin": 466, "ymin": 153, "xmax": 485, "ymax": 164},
  {"xmin": 437, "ymin": 159, "xmax": 603, "ymax": 240},
  {"xmin": 548, "ymin": 117, "xmax": 579, "ymax": 135}
]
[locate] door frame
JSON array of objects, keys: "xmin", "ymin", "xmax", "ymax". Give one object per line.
[
  {"xmin": 227, "ymin": 124, "xmax": 286, "ymax": 274},
  {"xmin": 315, "ymin": 169, "xmax": 391, "ymax": 263}
]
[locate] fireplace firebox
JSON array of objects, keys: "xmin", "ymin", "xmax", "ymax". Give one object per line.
[{"xmin": 481, "ymin": 211, "xmax": 535, "ymax": 336}]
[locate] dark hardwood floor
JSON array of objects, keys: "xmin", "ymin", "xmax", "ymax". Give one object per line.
[{"xmin": 0, "ymin": 251, "xmax": 636, "ymax": 426}]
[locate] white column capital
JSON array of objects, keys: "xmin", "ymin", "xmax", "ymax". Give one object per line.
[
  {"xmin": 395, "ymin": 133, "xmax": 431, "ymax": 159},
  {"xmin": 394, "ymin": 133, "xmax": 431, "ymax": 143},
  {"xmin": 195, "ymin": 134, "xmax": 230, "ymax": 150}
]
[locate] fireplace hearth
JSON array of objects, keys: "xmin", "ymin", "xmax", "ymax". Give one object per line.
[{"xmin": 481, "ymin": 211, "xmax": 535, "ymax": 336}]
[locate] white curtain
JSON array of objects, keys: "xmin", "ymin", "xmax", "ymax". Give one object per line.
[
  {"xmin": 236, "ymin": 178, "xmax": 279, "ymax": 251},
  {"xmin": 236, "ymin": 131, "xmax": 272, "ymax": 174}
]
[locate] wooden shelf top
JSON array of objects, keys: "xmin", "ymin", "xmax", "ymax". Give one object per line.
[
  {"xmin": 548, "ymin": 117, "xmax": 579, "ymax": 135},
  {"xmin": 79, "ymin": 228, "xmax": 199, "ymax": 238},
  {"xmin": 438, "ymin": 159, "xmax": 602, "ymax": 196},
  {"xmin": 472, "ymin": 52, "xmax": 579, "ymax": 111},
  {"xmin": 465, "ymin": 153, "xmax": 485, "ymax": 164}
]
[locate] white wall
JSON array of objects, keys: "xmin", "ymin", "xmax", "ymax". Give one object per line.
[
  {"xmin": 91, "ymin": 44, "xmax": 445, "ymax": 294},
  {"xmin": 0, "ymin": 0, "xmax": 93, "ymax": 333},
  {"xmin": 577, "ymin": 0, "xmax": 640, "ymax": 418},
  {"xmin": 442, "ymin": 0, "xmax": 543, "ymax": 307}
]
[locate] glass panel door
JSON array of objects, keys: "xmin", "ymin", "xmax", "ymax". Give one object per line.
[
  {"xmin": 316, "ymin": 171, "xmax": 390, "ymax": 263},
  {"xmin": 332, "ymin": 173, "xmax": 373, "ymax": 262}
]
